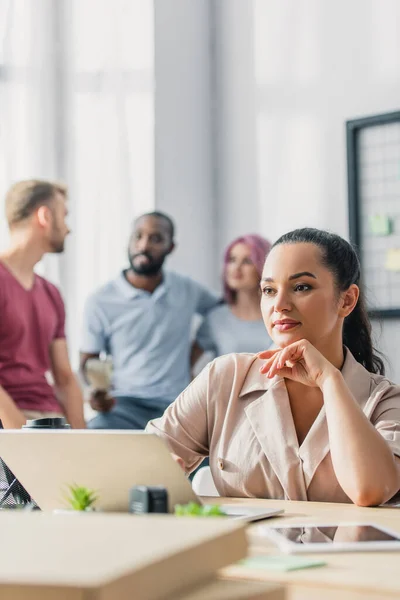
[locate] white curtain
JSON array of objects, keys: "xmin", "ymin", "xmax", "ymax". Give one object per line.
[
  {"xmin": 0, "ymin": 0, "xmax": 61, "ymax": 282},
  {"xmin": 0, "ymin": 0, "xmax": 155, "ymax": 368}
]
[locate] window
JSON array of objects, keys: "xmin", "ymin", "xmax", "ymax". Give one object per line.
[{"xmin": 0, "ymin": 0, "xmax": 155, "ymax": 366}]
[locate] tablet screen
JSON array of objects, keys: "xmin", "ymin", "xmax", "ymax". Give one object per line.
[{"xmin": 273, "ymin": 525, "xmax": 400, "ymax": 544}]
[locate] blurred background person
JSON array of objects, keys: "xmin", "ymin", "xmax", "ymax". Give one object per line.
[
  {"xmin": 80, "ymin": 211, "xmax": 218, "ymax": 430},
  {"xmin": 0, "ymin": 180, "xmax": 85, "ymax": 429},
  {"xmin": 192, "ymin": 234, "xmax": 273, "ymax": 368}
]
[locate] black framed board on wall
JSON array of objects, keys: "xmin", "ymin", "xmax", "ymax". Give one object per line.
[{"xmin": 347, "ymin": 110, "xmax": 400, "ymax": 319}]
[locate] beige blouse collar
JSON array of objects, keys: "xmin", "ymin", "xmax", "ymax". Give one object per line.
[{"xmin": 239, "ymin": 347, "xmax": 370, "ymax": 403}]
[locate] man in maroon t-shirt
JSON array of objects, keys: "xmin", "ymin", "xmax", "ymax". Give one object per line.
[{"xmin": 0, "ymin": 180, "xmax": 85, "ymax": 428}]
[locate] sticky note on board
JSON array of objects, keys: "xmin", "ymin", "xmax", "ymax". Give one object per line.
[
  {"xmin": 237, "ymin": 554, "xmax": 326, "ymax": 572},
  {"xmin": 385, "ymin": 248, "xmax": 400, "ymax": 272},
  {"xmin": 369, "ymin": 215, "xmax": 393, "ymax": 236}
]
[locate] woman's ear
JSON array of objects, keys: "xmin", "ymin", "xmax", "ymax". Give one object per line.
[{"xmin": 339, "ymin": 284, "xmax": 359, "ymax": 318}]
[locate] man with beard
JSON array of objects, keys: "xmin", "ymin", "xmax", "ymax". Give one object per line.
[
  {"xmin": 0, "ymin": 180, "xmax": 85, "ymax": 428},
  {"xmin": 80, "ymin": 212, "xmax": 218, "ymax": 429}
]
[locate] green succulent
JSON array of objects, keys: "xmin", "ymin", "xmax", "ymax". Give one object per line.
[
  {"xmin": 64, "ymin": 484, "xmax": 98, "ymax": 511},
  {"xmin": 174, "ymin": 502, "xmax": 226, "ymax": 517}
]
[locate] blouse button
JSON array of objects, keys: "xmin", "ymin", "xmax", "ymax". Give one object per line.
[{"xmin": 217, "ymin": 458, "xmax": 224, "ymax": 470}]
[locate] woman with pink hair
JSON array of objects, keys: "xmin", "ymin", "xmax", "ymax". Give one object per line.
[{"xmin": 193, "ymin": 234, "xmax": 273, "ymax": 365}]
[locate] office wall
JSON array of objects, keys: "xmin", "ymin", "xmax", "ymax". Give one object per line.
[
  {"xmin": 214, "ymin": 0, "xmax": 400, "ymax": 242},
  {"xmin": 154, "ymin": 0, "xmax": 218, "ymax": 291}
]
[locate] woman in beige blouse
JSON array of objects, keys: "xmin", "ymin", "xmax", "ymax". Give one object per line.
[{"xmin": 146, "ymin": 228, "xmax": 400, "ymax": 505}]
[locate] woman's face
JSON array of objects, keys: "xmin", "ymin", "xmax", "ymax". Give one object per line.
[
  {"xmin": 225, "ymin": 243, "xmax": 260, "ymax": 293},
  {"xmin": 260, "ymin": 242, "xmax": 349, "ymax": 351}
]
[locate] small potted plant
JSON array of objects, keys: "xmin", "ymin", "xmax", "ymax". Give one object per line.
[{"xmin": 55, "ymin": 484, "xmax": 98, "ymax": 514}]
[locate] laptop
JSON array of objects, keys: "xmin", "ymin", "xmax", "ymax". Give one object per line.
[{"xmin": 0, "ymin": 430, "xmax": 283, "ymax": 522}]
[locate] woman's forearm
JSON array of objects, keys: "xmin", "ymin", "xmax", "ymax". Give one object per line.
[{"xmin": 321, "ymin": 370, "xmax": 400, "ymax": 506}]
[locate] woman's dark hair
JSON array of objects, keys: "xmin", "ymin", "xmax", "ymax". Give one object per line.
[{"xmin": 271, "ymin": 228, "xmax": 385, "ymax": 375}]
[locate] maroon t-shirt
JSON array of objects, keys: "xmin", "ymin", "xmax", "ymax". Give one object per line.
[{"xmin": 0, "ymin": 262, "xmax": 65, "ymax": 413}]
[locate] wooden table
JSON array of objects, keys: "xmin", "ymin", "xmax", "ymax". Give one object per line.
[
  {"xmin": 0, "ymin": 511, "xmax": 247, "ymax": 600},
  {"xmin": 176, "ymin": 579, "xmax": 284, "ymax": 600},
  {"xmin": 0, "ymin": 511, "xmax": 284, "ymax": 600},
  {"xmin": 205, "ymin": 497, "xmax": 400, "ymax": 600}
]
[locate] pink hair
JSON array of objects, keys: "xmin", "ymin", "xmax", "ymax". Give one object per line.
[{"xmin": 223, "ymin": 234, "xmax": 272, "ymax": 304}]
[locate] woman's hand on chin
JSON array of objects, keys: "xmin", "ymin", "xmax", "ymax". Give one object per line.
[{"xmin": 258, "ymin": 339, "xmax": 339, "ymax": 389}]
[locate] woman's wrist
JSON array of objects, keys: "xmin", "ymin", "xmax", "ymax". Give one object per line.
[{"xmin": 317, "ymin": 365, "xmax": 342, "ymax": 391}]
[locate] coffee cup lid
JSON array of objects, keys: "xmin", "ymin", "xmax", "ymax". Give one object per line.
[{"xmin": 22, "ymin": 417, "xmax": 71, "ymax": 429}]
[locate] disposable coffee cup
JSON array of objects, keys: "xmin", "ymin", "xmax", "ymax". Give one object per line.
[{"xmin": 22, "ymin": 417, "xmax": 71, "ymax": 429}]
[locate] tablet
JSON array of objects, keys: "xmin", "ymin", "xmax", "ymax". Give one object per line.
[{"xmin": 261, "ymin": 522, "xmax": 400, "ymax": 553}]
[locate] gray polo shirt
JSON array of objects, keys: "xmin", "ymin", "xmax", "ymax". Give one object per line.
[
  {"xmin": 81, "ymin": 271, "xmax": 218, "ymax": 405},
  {"xmin": 196, "ymin": 303, "xmax": 273, "ymax": 357}
]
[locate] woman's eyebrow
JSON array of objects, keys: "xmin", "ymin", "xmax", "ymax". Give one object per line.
[
  {"xmin": 288, "ymin": 271, "xmax": 317, "ymax": 280},
  {"xmin": 262, "ymin": 271, "xmax": 317, "ymax": 283}
]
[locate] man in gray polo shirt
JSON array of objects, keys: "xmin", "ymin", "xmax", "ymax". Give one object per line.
[{"xmin": 80, "ymin": 211, "xmax": 218, "ymax": 429}]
